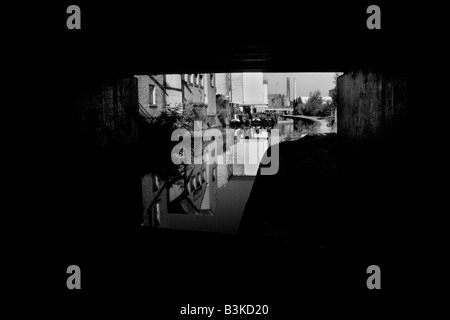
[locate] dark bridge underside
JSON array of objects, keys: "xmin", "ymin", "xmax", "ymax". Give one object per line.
[
  {"xmin": 31, "ymin": 1, "xmax": 429, "ymax": 237},
  {"xmin": 17, "ymin": 2, "xmax": 439, "ymax": 316},
  {"xmin": 37, "ymin": 1, "xmax": 426, "ymax": 75}
]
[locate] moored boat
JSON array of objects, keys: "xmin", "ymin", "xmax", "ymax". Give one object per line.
[
  {"xmin": 263, "ymin": 117, "xmax": 275, "ymax": 128},
  {"xmin": 230, "ymin": 114, "xmax": 242, "ymax": 128},
  {"xmin": 250, "ymin": 117, "xmax": 261, "ymax": 126}
]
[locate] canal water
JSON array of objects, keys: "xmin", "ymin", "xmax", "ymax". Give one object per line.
[{"xmin": 161, "ymin": 117, "xmax": 336, "ymax": 234}]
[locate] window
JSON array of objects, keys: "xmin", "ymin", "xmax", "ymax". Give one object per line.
[
  {"xmin": 210, "ymin": 74, "xmax": 215, "ymax": 87},
  {"xmin": 212, "ymin": 167, "xmax": 216, "ymax": 182},
  {"xmin": 199, "ymin": 74, "xmax": 204, "ymax": 87},
  {"xmin": 149, "ymin": 84, "xmax": 155, "ymax": 105},
  {"xmin": 202, "ymin": 169, "xmax": 206, "ymax": 183},
  {"xmin": 191, "ymin": 74, "xmax": 196, "ymax": 85},
  {"xmin": 185, "ymin": 74, "xmax": 190, "ymax": 82},
  {"xmin": 192, "ymin": 176, "xmax": 197, "ymax": 189}
]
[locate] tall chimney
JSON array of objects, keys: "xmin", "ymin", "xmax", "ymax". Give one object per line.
[
  {"xmin": 294, "ymin": 78, "xmax": 297, "ymax": 100},
  {"xmin": 286, "ymin": 77, "xmax": 291, "ymax": 101}
]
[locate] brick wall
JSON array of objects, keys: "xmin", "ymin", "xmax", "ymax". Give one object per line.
[
  {"xmin": 75, "ymin": 77, "xmax": 139, "ymax": 146},
  {"xmin": 135, "ymin": 75, "xmax": 165, "ymax": 115}
]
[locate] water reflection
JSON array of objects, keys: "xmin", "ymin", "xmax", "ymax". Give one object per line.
[{"xmin": 143, "ymin": 115, "xmax": 336, "ymax": 234}]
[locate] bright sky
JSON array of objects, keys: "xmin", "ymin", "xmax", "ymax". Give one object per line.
[{"xmin": 263, "ymin": 73, "xmax": 337, "ymax": 98}]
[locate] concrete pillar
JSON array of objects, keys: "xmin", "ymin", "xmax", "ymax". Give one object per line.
[
  {"xmin": 336, "ymin": 67, "xmax": 413, "ymax": 248},
  {"xmin": 337, "ymin": 68, "xmax": 410, "ymax": 150}
]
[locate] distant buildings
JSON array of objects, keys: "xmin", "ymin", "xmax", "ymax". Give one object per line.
[
  {"xmin": 265, "ymin": 76, "xmax": 296, "ymax": 112},
  {"xmin": 266, "ymin": 77, "xmax": 305, "ymax": 112},
  {"xmin": 267, "ymin": 94, "xmax": 286, "ymax": 108}
]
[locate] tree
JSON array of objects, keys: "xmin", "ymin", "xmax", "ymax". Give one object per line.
[
  {"xmin": 329, "ymin": 72, "xmax": 342, "ymax": 116},
  {"xmin": 293, "ymin": 97, "xmax": 304, "ymax": 115},
  {"xmin": 320, "ymin": 100, "xmax": 332, "ymax": 117},
  {"xmin": 303, "ymin": 90, "xmax": 323, "ymax": 116},
  {"xmin": 294, "ymin": 104, "xmax": 302, "ymax": 115}
]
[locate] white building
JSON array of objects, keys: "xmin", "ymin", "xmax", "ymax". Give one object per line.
[
  {"xmin": 242, "ymin": 73, "xmax": 268, "ymax": 112},
  {"xmin": 263, "ymin": 80, "xmax": 268, "ymax": 105}
]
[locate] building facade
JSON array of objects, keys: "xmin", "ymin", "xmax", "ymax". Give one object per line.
[
  {"xmin": 134, "ymin": 75, "xmax": 166, "ymax": 116},
  {"xmin": 182, "ymin": 73, "xmax": 220, "ymax": 127},
  {"xmin": 135, "ymin": 73, "xmax": 221, "ymax": 126},
  {"xmin": 229, "ymin": 73, "xmax": 268, "ymax": 114},
  {"xmin": 243, "ymin": 73, "xmax": 268, "ymax": 112}
]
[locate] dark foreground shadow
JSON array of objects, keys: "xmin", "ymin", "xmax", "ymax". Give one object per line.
[{"xmin": 238, "ymin": 133, "xmax": 338, "ymax": 249}]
